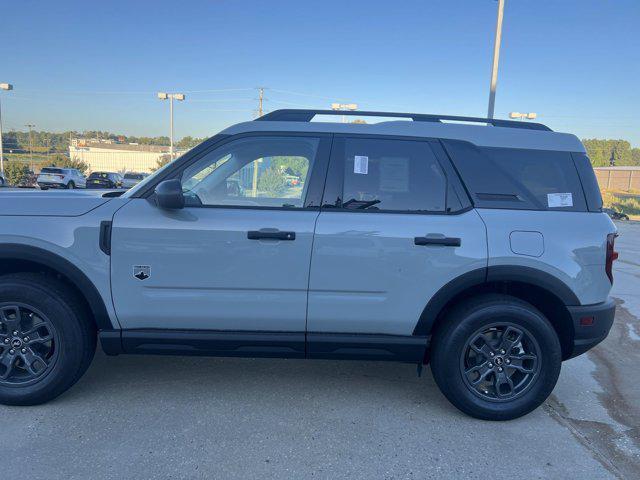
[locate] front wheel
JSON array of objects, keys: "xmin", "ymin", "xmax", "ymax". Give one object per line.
[
  {"xmin": 430, "ymin": 294, "xmax": 561, "ymax": 421},
  {"xmin": 0, "ymin": 273, "xmax": 96, "ymax": 405}
]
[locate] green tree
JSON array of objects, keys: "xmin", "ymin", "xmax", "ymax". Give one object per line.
[
  {"xmin": 270, "ymin": 156, "xmax": 308, "ymax": 178},
  {"xmin": 4, "ymin": 161, "xmax": 30, "ymax": 186},
  {"xmin": 582, "ymin": 139, "xmax": 636, "ymax": 166},
  {"xmin": 258, "ymin": 166, "xmax": 286, "ymax": 196},
  {"xmin": 152, "ymin": 155, "xmax": 173, "ymax": 172},
  {"xmin": 49, "ymin": 154, "xmax": 90, "ymax": 175}
]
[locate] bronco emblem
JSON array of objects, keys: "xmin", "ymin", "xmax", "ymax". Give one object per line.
[{"xmin": 133, "ymin": 265, "xmax": 150, "ymax": 281}]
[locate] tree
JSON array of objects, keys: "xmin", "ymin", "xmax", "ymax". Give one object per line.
[
  {"xmin": 270, "ymin": 156, "xmax": 308, "ymax": 178},
  {"xmin": 4, "ymin": 161, "xmax": 30, "ymax": 186},
  {"xmin": 152, "ymin": 155, "xmax": 173, "ymax": 172},
  {"xmin": 50, "ymin": 154, "xmax": 90, "ymax": 175},
  {"xmin": 582, "ymin": 139, "xmax": 639, "ymax": 166},
  {"xmin": 258, "ymin": 166, "xmax": 286, "ymax": 196}
]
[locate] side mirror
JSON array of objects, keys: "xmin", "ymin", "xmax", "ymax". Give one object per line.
[{"xmin": 154, "ymin": 179, "xmax": 185, "ymax": 209}]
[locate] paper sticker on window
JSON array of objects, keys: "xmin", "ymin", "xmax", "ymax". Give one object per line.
[
  {"xmin": 380, "ymin": 157, "xmax": 409, "ymax": 192},
  {"xmin": 547, "ymin": 193, "xmax": 573, "ymax": 208},
  {"xmin": 354, "ymin": 156, "xmax": 369, "ymax": 174}
]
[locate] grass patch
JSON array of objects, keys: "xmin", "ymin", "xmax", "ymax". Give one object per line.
[{"xmin": 602, "ymin": 190, "xmax": 640, "ymax": 220}]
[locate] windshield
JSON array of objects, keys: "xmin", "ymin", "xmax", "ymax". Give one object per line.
[{"xmin": 40, "ymin": 168, "xmax": 63, "ymax": 174}]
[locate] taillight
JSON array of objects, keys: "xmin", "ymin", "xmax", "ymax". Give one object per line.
[
  {"xmin": 55, "ymin": 174, "xmax": 64, "ymax": 179},
  {"xmin": 605, "ymin": 233, "xmax": 618, "ymax": 284}
]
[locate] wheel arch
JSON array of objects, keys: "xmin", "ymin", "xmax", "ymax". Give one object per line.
[
  {"xmin": 415, "ymin": 266, "xmax": 578, "ymax": 359},
  {"xmin": 0, "ymin": 244, "xmax": 113, "ymax": 331}
]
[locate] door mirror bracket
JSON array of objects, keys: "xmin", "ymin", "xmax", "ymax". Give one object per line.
[{"xmin": 154, "ymin": 179, "xmax": 185, "ymax": 209}]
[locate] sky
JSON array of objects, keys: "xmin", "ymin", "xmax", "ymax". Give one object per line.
[{"xmin": 1, "ymin": 0, "xmax": 639, "ymax": 145}]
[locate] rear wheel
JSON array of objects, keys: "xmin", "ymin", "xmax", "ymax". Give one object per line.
[
  {"xmin": 67, "ymin": 181, "xmax": 75, "ymax": 189},
  {"xmin": 0, "ymin": 273, "xmax": 96, "ymax": 405},
  {"xmin": 430, "ymin": 294, "xmax": 561, "ymax": 420}
]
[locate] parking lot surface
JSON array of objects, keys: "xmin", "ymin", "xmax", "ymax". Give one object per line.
[{"xmin": 1, "ymin": 221, "xmax": 639, "ymax": 480}]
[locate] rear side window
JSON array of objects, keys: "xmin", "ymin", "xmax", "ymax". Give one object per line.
[
  {"xmin": 332, "ymin": 138, "xmax": 447, "ymax": 212},
  {"xmin": 442, "ymin": 140, "xmax": 588, "ymax": 212},
  {"xmin": 571, "ymin": 153, "xmax": 603, "ymax": 212}
]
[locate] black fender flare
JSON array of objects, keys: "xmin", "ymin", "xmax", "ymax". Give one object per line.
[
  {"xmin": 0, "ymin": 243, "xmax": 113, "ymax": 330},
  {"xmin": 412, "ymin": 265, "xmax": 580, "ymax": 336}
]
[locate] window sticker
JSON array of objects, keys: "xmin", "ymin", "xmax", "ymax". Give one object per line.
[
  {"xmin": 354, "ymin": 155, "xmax": 369, "ymax": 174},
  {"xmin": 379, "ymin": 157, "xmax": 410, "ymax": 192},
  {"xmin": 547, "ymin": 192, "xmax": 573, "ymax": 208}
]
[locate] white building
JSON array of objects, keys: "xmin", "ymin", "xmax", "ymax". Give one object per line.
[{"xmin": 69, "ymin": 140, "xmax": 181, "ymax": 173}]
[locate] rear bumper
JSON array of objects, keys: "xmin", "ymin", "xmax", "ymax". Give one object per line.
[
  {"xmin": 566, "ymin": 297, "xmax": 616, "ymax": 359},
  {"xmin": 37, "ymin": 182, "xmax": 66, "ymax": 189}
]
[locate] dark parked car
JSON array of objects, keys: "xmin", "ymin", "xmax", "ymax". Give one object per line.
[{"xmin": 86, "ymin": 172, "xmax": 123, "ymax": 189}]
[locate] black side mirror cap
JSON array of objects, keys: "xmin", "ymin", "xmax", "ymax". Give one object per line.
[{"xmin": 154, "ymin": 179, "xmax": 185, "ymax": 209}]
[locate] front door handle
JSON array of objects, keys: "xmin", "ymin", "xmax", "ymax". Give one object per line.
[
  {"xmin": 414, "ymin": 236, "xmax": 461, "ymax": 247},
  {"xmin": 248, "ymin": 230, "xmax": 296, "ymax": 241}
]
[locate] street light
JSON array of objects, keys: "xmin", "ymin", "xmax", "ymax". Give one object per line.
[
  {"xmin": 0, "ymin": 82, "xmax": 14, "ymax": 177},
  {"xmin": 487, "ymin": 0, "xmax": 506, "ymax": 119},
  {"xmin": 509, "ymin": 112, "xmax": 537, "ymax": 120},
  {"xmin": 157, "ymin": 92, "xmax": 185, "ymax": 159},
  {"xmin": 331, "ymin": 103, "xmax": 358, "ymax": 123}
]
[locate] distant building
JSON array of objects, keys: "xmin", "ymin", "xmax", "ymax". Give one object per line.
[{"xmin": 69, "ymin": 139, "xmax": 184, "ymax": 173}]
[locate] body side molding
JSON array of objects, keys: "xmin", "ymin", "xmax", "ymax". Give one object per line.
[{"xmin": 100, "ymin": 329, "xmax": 428, "ymax": 362}]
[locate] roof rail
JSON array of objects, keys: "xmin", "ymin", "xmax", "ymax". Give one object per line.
[{"xmin": 256, "ymin": 109, "xmax": 552, "ymax": 131}]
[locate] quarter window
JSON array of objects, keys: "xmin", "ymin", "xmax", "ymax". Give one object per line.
[
  {"xmin": 181, "ymin": 136, "xmax": 319, "ymax": 208},
  {"xmin": 336, "ymin": 138, "xmax": 447, "ymax": 212}
]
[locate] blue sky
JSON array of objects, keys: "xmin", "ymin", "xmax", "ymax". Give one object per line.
[{"xmin": 1, "ymin": 0, "xmax": 639, "ymax": 144}]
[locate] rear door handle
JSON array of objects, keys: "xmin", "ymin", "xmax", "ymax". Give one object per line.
[
  {"xmin": 248, "ymin": 230, "xmax": 296, "ymax": 241},
  {"xmin": 414, "ymin": 236, "xmax": 461, "ymax": 247}
]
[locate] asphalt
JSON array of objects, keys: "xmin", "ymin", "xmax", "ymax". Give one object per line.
[{"xmin": 1, "ymin": 221, "xmax": 639, "ymax": 480}]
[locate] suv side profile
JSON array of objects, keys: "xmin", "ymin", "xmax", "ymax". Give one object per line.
[
  {"xmin": 0, "ymin": 110, "xmax": 617, "ymax": 420},
  {"xmin": 36, "ymin": 167, "xmax": 86, "ymax": 189}
]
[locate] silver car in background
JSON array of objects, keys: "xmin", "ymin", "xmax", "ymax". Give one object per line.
[
  {"xmin": 122, "ymin": 172, "xmax": 149, "ymax": 189},
  {"xmin": 36, "ymin": 167, "xmax": 86, "ymax": 189}
]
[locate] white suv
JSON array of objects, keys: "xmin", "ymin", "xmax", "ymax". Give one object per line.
[{"xmin": 37, "ymin": 167, "xmax": 86, "ymax": 189}]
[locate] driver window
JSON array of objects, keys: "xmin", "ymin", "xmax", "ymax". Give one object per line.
[{"xmin": 181, "ymin": 136, "xmax": 319, "ymax": 208}]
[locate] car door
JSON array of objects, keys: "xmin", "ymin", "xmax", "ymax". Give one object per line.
[
  {"xmin": 306, "ymin": 136, "xmax": 487, "ymax": 356},
  {"xmin": 110, "ymin": 133, "xmax": 331, "ymax": 338}
]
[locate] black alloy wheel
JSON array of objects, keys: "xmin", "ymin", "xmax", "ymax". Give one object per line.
[
  {"xmin": 0, "ymin": 303, "xmax": 59, "ymax": 386},
  {"xmin": 460, "ymin": 323, "xmax": 540, "ymax": 401}
]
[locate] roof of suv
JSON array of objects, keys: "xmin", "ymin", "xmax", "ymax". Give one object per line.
[{"xmin": 221, "ymin": 109, "xmax": 585, "ymax": 153}]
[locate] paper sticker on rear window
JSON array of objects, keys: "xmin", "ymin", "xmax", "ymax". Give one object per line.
[
  {"xmin": 547, "ymin": 192, "xmax": 573, "ymax": 208},
  {"xmin": 354, "ymin": 156, "xmax": 369, "ymax": 174}
]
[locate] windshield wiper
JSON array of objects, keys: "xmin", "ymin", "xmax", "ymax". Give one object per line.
[{"xmin": 342, "ymin": 198, "xmax": 381, "ymax": 210}]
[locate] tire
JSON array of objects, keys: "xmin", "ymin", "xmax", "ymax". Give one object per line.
[
  {"xmin": 430, "ymin": 294, "xmax": 561, "ymax": 421},
  {"xmin": 67, "ymin": 181, "xmax": 75, "ymax": 189},
  {"xmin": 0, "ymin": 273, "xmax": 96, "ymax": 405}
]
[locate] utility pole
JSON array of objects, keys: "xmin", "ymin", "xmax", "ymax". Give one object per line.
[
  {"xmin": 487, "ymin": 0, "xmax": 505, "ymax": 119},
  {"xmin": 25, "ymin": 123, "xmax": 35, "ymax": 171},
  {"xmin": 251, "ymin": 87, "xmax": 266, "ymax": 195},
  {"xmin": 257, "ymin": 87, "xmax": 265, "ymax": 117}
]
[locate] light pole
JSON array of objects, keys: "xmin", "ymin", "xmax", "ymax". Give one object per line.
[
  {"xmin": 487, "ymin": 0, "xmax": 505, "ymax": 119},
  {"xmin": 0, "ymin": 83, "xmax": 13, "ymax": 177},
  {"xmin": 509, "ymin": 112, "xmax": 537, "ymax": 121},
  {"xmin": 157, "ymin": 92, "xmax": 185, "ymax": 159},
  {"xmin": 331, "ymin": 103, "xmax": 358, "ymax": 123},
  {"xmin": 25, "ymin": 123, "xmax": 35, "ymax": 171}
]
